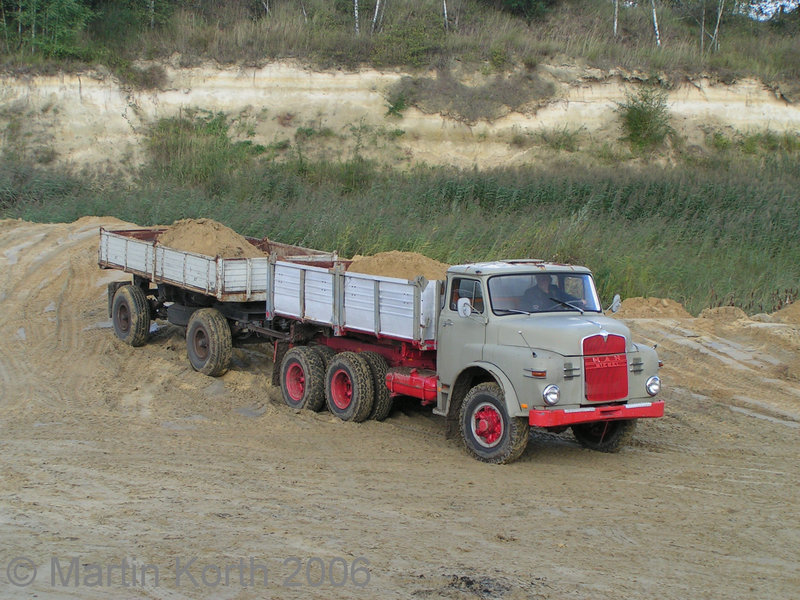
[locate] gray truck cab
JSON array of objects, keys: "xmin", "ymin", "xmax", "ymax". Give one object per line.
[{"xmin": 435, "ymin": 260, "xmax": 663, "ymax": 463}]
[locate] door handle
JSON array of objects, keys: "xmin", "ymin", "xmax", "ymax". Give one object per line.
[{"xmin": 442, "ymin": 319, "xmax": 454, "ymax": 327}]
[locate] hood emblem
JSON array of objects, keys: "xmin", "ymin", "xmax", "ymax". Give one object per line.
[{"xmin": 600, "ymin": 330, "xmax": 609, "ymax": 341}]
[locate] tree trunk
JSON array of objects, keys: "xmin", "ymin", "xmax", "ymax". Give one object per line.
[
  {"xmin": 700, "ymin": 1, "xmax": 705, "ymax": 54},
  {"xmin": 650, "ymin": 0, "xmax": 661, "ymax": 48},
  {"xmin": 443, "ymin": 0, "xmax": 448, "ymax": 31},
  {"xmin": 354, "ymin": 0, "xmax": 360, "ymax": 35},
  {"xmin": 300, "ymin": 0, "xmax": 308, "ymax": 23},
  {"xmin": 613, "ymin": 0, "xmax": 619, "ymax": 38},
  {"xmin": 711, "ymin": 0, "xmax": 725, "ymax": 52},
  {"xmin": 371, "ymin": 0, "xmax": 381, "ymax": 34}
]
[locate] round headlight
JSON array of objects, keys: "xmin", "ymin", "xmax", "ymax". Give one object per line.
[
  {"xmin": 542, "ymin": 384, "xmax": 560, "ymax": 406},
  {"xmin": 646, "ymin": 376, "xmax": 661, "ymax": 396}
]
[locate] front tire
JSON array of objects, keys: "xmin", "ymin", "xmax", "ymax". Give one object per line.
[
  {"xmin": 280, "ymin": 346, "xmax": 326, "ymax": 411},
  {"xmin": 572, "ymin": 420, "xmax": 637, "ymax": 453},
  {"xmin": 186, "ymin": 308, "xmax": 232, "ymax": 377},
  {"xmin": 325, "ymin": 352, "xmax": 374, "ymax": 422},
  {"xmin": 112, "ymin": 284, "xmax": 150, "ymax": 347},
  {"xmin": 460, "ymin": 382, "xmax": 529, "ymax": 464}
]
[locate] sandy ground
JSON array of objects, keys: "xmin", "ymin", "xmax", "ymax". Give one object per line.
[{"xmin": 1, "ymin": 218, "xmax": 799, "ymax": 599}]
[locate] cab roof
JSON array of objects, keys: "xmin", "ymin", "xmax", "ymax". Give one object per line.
[{"xmin": 448, "ymin": 260, "xmax": 593, "ymax": 277}]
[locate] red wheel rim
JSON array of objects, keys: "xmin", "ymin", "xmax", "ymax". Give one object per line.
[
  {"xmin": 471, "ymin": 402, "xmax": 504, "ymax": 448},
  {"xmin": 285, "ymin": 362, "xmax": 305, "ymax": 402},
  {"xmin": 330, "ymin": 369, "xmax": 353, "ymax": 410}
]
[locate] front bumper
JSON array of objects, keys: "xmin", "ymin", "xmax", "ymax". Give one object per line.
[{"xmin": 529, "ymin": 400, "xmax": 665, "ymax": 428}]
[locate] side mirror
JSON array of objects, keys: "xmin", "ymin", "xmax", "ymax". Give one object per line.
[
  {"xmin": 608, "ymin": 293, "xmax": 621, "ymax": 314},
  {"xmin": 457, "ymin": 297, "xmax": 473, "ymax": 318}
]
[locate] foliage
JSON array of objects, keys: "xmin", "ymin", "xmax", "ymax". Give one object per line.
[
  {"xmin": 145, "ymin": 111, "xmax": 264, "ymax": 188},
  {"xmin": 3, "ymin": 125, "xmax": 800, "ymax": 315},
  {"xmin": 616, "ymin": 87, "xmax": 673, "ymax": 149},
  {"xmin": 480, "ymin": 0, "xmax": 558, "ymax": 21}
]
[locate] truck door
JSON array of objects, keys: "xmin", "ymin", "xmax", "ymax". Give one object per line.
[{"xmin": 437, "ymin": 277, "xmax": 487, "ymax": 388}]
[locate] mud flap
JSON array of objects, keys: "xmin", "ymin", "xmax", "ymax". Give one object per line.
[{"xmin": 272, "ymin": 341, "xmax": 289, "ymax": 387}]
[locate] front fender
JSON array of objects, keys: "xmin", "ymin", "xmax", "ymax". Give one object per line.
[{"xmin": 469, "ymin": 361, "xmax": 523, "ymax": 418}]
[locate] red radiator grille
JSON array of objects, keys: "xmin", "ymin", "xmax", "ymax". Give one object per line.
[{"xmin": 583, "ymin": 334, "xmax": 628, "ymax": 402}]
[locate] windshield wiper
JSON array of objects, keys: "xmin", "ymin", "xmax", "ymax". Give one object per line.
[
  {"xmin": 550, "ymin": 297, "xmax": 584, "ymax": 314},
  {"xmin": 495, "ymin": 308, "xmax": 531, "ymax": 315}
]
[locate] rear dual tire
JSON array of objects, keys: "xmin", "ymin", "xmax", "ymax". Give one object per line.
[
  {"xmin": 280, "ymin": 346, "xmax": 327, "ymax": 411},
  {"xmin": 325, "ymin": 352, "xmax": 374, "ymax": 422}
]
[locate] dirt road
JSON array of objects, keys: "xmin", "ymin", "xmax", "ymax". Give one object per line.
[{"xmin": 1, "ymin": 218, "xmax": 798, "ymax": 599}]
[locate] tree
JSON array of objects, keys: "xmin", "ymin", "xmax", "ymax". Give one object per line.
[{"xmin": 480, "ymin": 0, "xmax": 559, "ymax": 21}]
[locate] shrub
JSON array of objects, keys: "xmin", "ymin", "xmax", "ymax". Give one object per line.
[{"xmin": 616, "ymin": 87, "xmax": 673, "ymax": 149}]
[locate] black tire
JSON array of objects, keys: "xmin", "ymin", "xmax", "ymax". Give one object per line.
[
  {"xmin": 186, "ymin": 308, "xmax": 232, "ymax": 377},
  {"xmin": 280, "ymin": 346, "xmax": 326, "ymax": 411},
  {"xmin": 360, "ymin": 351, "xmax": 393, "ymax": 421},
  {"xmin": 112, "ymin": 284, "xmax": 150, "ymax": 347},
  {"xmin": 460, "ymin": 382, "xmax": 529, "ymax": 464},
  {"xmin": 325, "ymin": 352, "xmax": 374, "ymax": 422},
  {"xmin": 311, "ymin": 344, "xmax": 337, "ymax": 369},
  {"xmin": 572, "ymin": 419, "xmax": 637, "ymax": 453}
]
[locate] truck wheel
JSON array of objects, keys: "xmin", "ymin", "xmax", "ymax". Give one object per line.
[
  {"xmin": 325, "ymin": 352, "xmax": 374, "ymax": 422},
  {"xmin": 186, "ymin": 308, "xmax": 232, "ymax": 377},
  {"xmin": 311, "ymin": 344, "xmax": 337, "ymax": 369},
  {"xmin": 280, "ymin": 346, "xmax": 326, "ymax": 411},
  {"xmin": 460, "ymin": 382, "xmax": 529, "ymax": 464},
  {"xmin": 360, "ymin": 352, "xmax": 393, "ymax": 421},
  {"xmin": 112, "ymin": 284, "xmax": 150, "ymax": 347},
  {"xmin": 572, "ymin": 420, "xmax": 637, "ymax": 453}
]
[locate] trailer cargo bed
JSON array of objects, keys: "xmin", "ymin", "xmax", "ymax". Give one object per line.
[{"xmin": 99, "ymin": 228, "xmax": 440, "ymax": 348}]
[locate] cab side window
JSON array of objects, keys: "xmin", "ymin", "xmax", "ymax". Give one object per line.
[{"xmin": 449, "ymin": 278, "xmax": 484, "ymax": 313}]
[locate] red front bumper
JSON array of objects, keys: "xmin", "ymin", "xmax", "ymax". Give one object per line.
[{"xmin": 529, "ymin": 400, "xmax": 665, "ymax": 428}]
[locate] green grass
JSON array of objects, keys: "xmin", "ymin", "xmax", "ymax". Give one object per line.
[{"xmin": 3, "ymin": 117, "xmax": 799, "ymax": 316}]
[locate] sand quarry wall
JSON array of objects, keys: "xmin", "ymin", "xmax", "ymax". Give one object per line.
[{"xmin": 1, "ymin": 61, "xmax": 799, "ymax": 170}]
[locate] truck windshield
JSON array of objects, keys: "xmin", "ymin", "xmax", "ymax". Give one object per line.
[{"xmin": 488, "ymin": 273, "xmax": 602, "ymax": 315}]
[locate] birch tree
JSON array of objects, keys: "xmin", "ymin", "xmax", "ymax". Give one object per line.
[{"xmin": 650, "ymin": 0, "xmax": 662, "ymax": 47}]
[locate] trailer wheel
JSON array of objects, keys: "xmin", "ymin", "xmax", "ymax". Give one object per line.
[
  {"xmin": 572, "ymin": 419, "xmax": 637, "ymax": 453},
  {"xmin": 186, "ymin": 308, "xmax": 232, "ymax": 377},
  {"xmin": 112, "ymin": 284, "xmax": 150, "ymax": 347},
  {"xmin": 460, "ymin": 382, "xmax": 529, "ymax": 464},
  {"xmin": 360, "ymin": 352, "xmax": 393, "ymax": 421},
  {"xmin": 325, "ymin": 352, "xmax": 374, "ymax": 422},
  {"xmin": 280, "ymin": 346, "xmax": 326, "ymax": 411}
]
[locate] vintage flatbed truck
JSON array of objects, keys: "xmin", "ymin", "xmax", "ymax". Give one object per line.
[{"xmin": 98, "ymin": 227, "xmax": 663, "ymax": 464}]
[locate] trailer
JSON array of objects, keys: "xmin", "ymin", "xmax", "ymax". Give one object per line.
[{"xmin": 99, "ymin": 227, "xmax": 664, "ymax": 463}]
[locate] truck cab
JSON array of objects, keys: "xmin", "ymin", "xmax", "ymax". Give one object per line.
[{"xmin": 435, "ymin": 260, "xmax": 663, "ymax": 463}]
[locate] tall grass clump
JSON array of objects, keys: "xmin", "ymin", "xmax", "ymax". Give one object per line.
[
  {"xmin": 3, "ymin": 141, "xmax": 799, "ymax": 316},
  {"xmin": 145, "ymin": 111, "xmax": 265, "ymax": 189},
  {"xmin": 616, "ymin": 87, "xmax": 673, "ymax": 149}
]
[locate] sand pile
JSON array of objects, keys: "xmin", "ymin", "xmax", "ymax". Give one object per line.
[
  {"xmin": 615, "ymin": 297, "xmax": 692, "ymax": 319},
  {"xmin": 772, "ymin": 301, "xmax": 800, "ymax": 325},
  {"xmin": 157, "ymin": 218, "xmax": 267, "ymax": 258},
  {"xmin": 347, "ymin": 251, "xmax": 450, "ymax": 281},
  {"xmin": 699, "ymin": 306, "xmax": 749, "ymax": 321}
]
